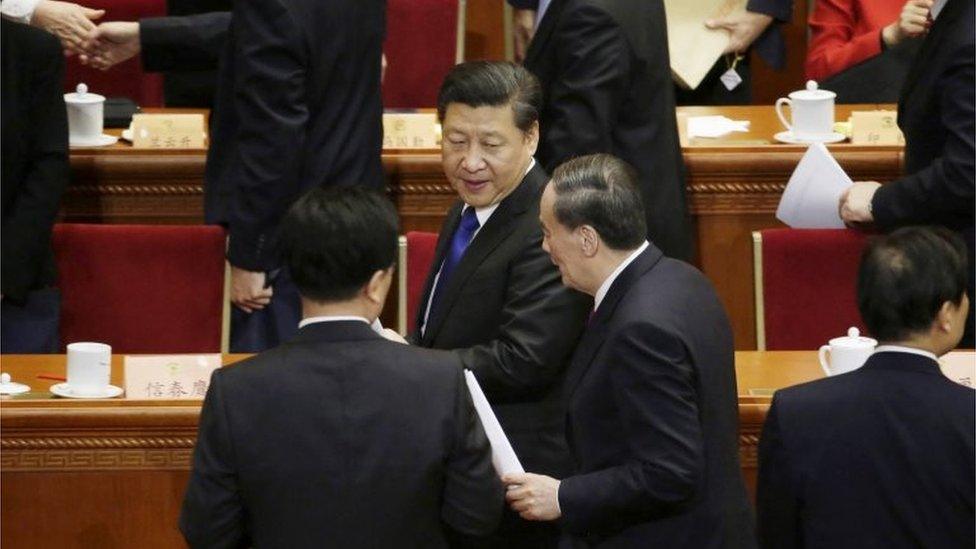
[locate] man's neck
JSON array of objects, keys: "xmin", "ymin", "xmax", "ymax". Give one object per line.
[
  {"xmin": 587, "ymin": 248, "xmax": 639, "ymax": 296},
  {"xmin": 301, "ymin": 299, "xmax": 374, "ymax": 323},
  {"xmin": 881, "ymin": 337, "xmax": 945, "ymax": 357}
]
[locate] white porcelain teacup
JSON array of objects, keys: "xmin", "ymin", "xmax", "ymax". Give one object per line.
[
  {"xmin": 818, "ymin": 327, "xmax": 876, "ymax": 376},
  {"xmin": 66, "ymin": 342, "xmax": 112, "ymax": 395},
  {"xmin": 64, "ymin": 83, "xmax": 106, "ymax": 146},
  {"xmin": 775, "ymin": 80, "xmax": 836, "ymax": 142}
]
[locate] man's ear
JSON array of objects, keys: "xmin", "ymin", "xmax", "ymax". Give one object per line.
[
  {"xmin": 579, "ymin": 225, "xmax": 599, "ymax": 258},
  {"xmin": 935, "ymin": 300, "xmax": 957, "ymax": 334},
  {"xmin": 364, "ymin": 268, "xmax": 393, "ymax": 305},
  {"xmin": 525, "ymin": 120, "xmax": 540, "ymax": 156}
]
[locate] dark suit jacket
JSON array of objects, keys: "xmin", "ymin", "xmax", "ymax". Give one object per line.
[
  {"xmin": 871, "ymin": 0, "xmax": 975, "ymax": 232},
  {"xmin": 205, "ymin": 0, "xmax": 385, "ymax": 271},
  {"xmin": 558, "ymin": 244, "xmax": 754, "ymax": 548},
  {"xmin": 523, "ymin": 0, "xmax": 692, "ymax": 261},
  {"xmin": 179, "ymin": 320, "xmax": 504, "ymax": 548},
  {"xmin": 757, "ymin": 351, "xmax": 975, "ymax": 548},
  {"xmin": 413, "ymin": 163, "xmax": 590, "ymax": 479},
  {"xmin": 0, "ymin": 20, "xmax": 68, "ymax": 304},
  {"xmin": 140, "ymin": 12, "xmax": 230, "ymax": 73}
]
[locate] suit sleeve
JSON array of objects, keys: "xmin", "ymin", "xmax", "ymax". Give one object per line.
[
  {"xmin": 140, "ymin": 12, "xmax": 231, "ymax": 72},
  {"xmin": 454, "ymin": 231, "xmax": 589, "ymax": 398},
  {"xmin": 804, "ymin": 0, "xmax": 884, "ymax": 81},
  {"xmin": 756, "ymin": 396, "xmax": 800, "ymax": 549},
  {"xmin": 0, "ymin": 32, "xmax": 68, "ymax": 302},
  {"xmin": 179, "ymin": 370, "xmax": 249, "ymax": 549},
  {"xmin": 536, "ymin": 3, "xmax": 629, "ymax": 172},
  {"xmin": 441, "ymin": 365, "xmax": 505, "ymax": 536},
  {"xmin": 558, "ymin": 322, "xmax": 704, "ymax": 534},
  {"xmin": 746, "ymin": 0, "xmax": 793, "ymax": 23},
  {"xmin": 224, "ymin": 0, "xmax": 308, "ymax": 271},
  {"xmin": 871, "ymin": 40, "xmax": 975, "ymax": 230}
]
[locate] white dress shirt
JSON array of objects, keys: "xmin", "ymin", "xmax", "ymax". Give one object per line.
[
  {"xmin": 931, "ymin": 0, "xmax": 948, "ymax": 20},
  {"xmin": 298, "ymin": 315, "xmax": 370, "ymax": 328},
  {"xmin": 594, "ymin": 241, "xmax": 649, "ymax": 311}
]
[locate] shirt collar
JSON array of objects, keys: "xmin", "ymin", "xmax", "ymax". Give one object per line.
[
  {"xmin": 930, "ymin": 0, "xmax": 948, "ymax": 19},
  {"xmin": 299, "ymin": 315, "xmax": 371, "ymax": 328},
  {"xmin": 873, "ymin": 344, "xmax": 939, "ymax": 363},
  {"xmin": 594, "ymin": 241, "xmax": 648, "ymax": 310}
]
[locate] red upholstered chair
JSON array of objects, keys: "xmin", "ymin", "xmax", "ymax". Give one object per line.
[
  {"xmin": 52, "ymin": 224, "xmax": 228, "ymax": 353},
  {"xmin": 753, "ymin": 228, "xmax": 871, "ymax": 350},
  {"xmin": 383, "ymin": 0, "xmax": 465, "ymax": 108},
  {"xmin": 397, "ymin": 232, "xmax": 440, "ymax": 335},
  {"xmin": 63, "ymin": 0, "xmax": 166, "ymax": 107}
]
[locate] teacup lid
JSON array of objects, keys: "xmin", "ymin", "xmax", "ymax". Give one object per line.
[
  {"xmin": 828, "ymin": 327, "xmax": 877, "ymax": 348},
  {"xmin": 789, "ymin": 80, "xmax": 836, "ymax": 101},
  {"xmin": 64, "ymin": 83, "xmax": 105, "ymax": 104}
]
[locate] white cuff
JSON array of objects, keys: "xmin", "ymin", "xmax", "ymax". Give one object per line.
[{"xmin": 1, "ymin": 0, "xmax": 42, "ymax": 24}]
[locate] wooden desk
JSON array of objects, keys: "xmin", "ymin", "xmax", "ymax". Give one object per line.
[
  {"xmin": 0, "ymin": 351, "xmax": 816, "ymax": 547},
  {"xmin": 65, "ymin": 106, "xmax": 904, "ymax": 349}
]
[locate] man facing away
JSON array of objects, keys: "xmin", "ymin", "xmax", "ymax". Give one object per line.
[
  {"xmin": 179, "ymin": 187, "xmax": 503, "ymax": 548},
  {"xmin": 757, "ymin": 226, "xmax": 975, "ymax": 549},
  {"xmin": 412, "ymin": 61, "xmax": 591, "ymax": 547},
  {"xmin": 506, "ymin": 154, "xmax": 755, "ymax": 548}
]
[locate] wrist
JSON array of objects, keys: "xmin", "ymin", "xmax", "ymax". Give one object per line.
[{"xmin": 882, "ymin": 23, "xmax": 901, "ymax": 47}]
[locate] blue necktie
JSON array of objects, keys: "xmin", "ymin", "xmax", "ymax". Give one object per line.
[{"xmin": 428, "ymin": 207, "xmax": 480, "ymax": 320}]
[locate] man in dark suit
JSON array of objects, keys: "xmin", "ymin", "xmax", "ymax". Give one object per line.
[
  {"xmin": 180, "ymin": 187, "xmax": 503, "ymax": 548},
  {"xmin": 840, "ymin": 0, "xmax": 974, "ymax": 346},
  {"xmin": 521, "ymin": 0, "xmax": 692, "ymax": 261},
  {"xmin": 505, "ymin": 154, "xmax": 754, "ymax": 548},
  {"xmin": 414, "ymin": 61, "xmax": 590, "ymax": 547},
  {"xmin": 757, "ymin": 226, "xmax": 975, "ymax": 548},
  {"xmin": 1, "ymin": 19, "xmax": 69, "ymax": 353}
]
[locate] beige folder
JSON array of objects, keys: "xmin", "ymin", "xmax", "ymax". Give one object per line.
[{"xmin": 665, "ymin": 0, "xmax": 746, "ymax": 90}]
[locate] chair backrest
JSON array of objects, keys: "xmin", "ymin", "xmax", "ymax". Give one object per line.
[
  {"xmin": 52, "ymin": 223, "xmax": 226, "ymax": 353},
  {"xmin": 753, "ymin": 228, "xmax": 870, "ymax": 350},
  {"xmin": 63, "ymin": 0, "xmax": 166, "ymax": 107},
  {"xmin": 383, "ymin": 0, "xmax": 464, "ymax": 108},
  {"xmin": 397, "ymin": 231, "xmax": 439, "ymax": 335}
]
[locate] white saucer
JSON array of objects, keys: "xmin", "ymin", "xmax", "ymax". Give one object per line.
[
  {"xmin": 50, "ymin": 382, "xmax": 123, "ymax": 399},
  {"xmin": 0, "ymin": 382, "xmax": 31, "ymax": 395},
  {"xmin": 70, "ymin": 134, "xmax": 119, "ymax": 148},
  {"xmin": 774, "ymin": 131, "xmax": 847, "ymax": 145}
]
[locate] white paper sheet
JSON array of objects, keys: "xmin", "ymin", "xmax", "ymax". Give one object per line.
[
  {"xmin": 464, "ymin": 370, "xmax": 524, "ymax": 476},
  {"xmin": 687, "ymin": 115, "xmax": 750, "ymax": 138},
  {"xmin": 776, "ymin": 143, "xmax": 853, "ymax": 228}
]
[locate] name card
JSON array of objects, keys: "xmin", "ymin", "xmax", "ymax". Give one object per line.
[
  {"xmin": 124, "ymin": 354, "xmax": 221, "ymax": 400},
  {"xmin": 940, "ymin": 351, "xmax": 975, "ymax": 389},
  {"xmin": 383, "ymin": 112, "xmax": 440, "ymax": 150},
  {"xmin": 850, "ymin": 111, "xmax": 904, "ymax": 145},
  {"xmin": 131, "ymin": 113, "xmax": 207, "ymax": 149}
]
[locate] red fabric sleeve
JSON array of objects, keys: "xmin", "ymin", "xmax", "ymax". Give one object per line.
[{"xmin": 805, "ymin": 0, "xmax": 887, "ymax": 81}]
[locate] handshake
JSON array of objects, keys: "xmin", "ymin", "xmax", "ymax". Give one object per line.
[{"xmin": 31, "ymin": 0, "xmax": 140, "ymax": 70}]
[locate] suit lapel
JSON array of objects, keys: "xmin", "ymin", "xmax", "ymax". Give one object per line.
[
  {"xmin": 421, "ymin": 164, "xmax": 547, "ymax": 345},
  {"xmin": 414, "ymin": 205, "xmax": 462, "ymax": 334},
  {"xmin": 898, "ymin": 0, "xmax": 961, "ymax": 114},
  {"xmin": 524, "ymin": 0, "xmax": 567, "ymax": 69},
  {"xmin": 562, "ymin": 245, "xmax": 665, "ymax": 405}
]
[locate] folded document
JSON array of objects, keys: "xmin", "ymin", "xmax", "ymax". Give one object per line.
[
  {"xmin": 464, "ymin": 370, "xmax": 524, "ymax": 476},
  {"xmin": 776, "ymin": 143, "xmax": 853, "ymax": 229}
]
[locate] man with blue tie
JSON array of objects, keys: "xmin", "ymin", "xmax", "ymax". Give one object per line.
[{"xmin": 412, "ymin": 61, "xmax": 591, "ymax": 548}]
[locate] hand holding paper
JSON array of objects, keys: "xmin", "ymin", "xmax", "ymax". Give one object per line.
[{"xmin": 776, "ymin": 143, "xmax": 853, "ymax": 228}]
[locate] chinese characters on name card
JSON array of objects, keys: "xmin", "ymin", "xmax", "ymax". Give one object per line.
[{"xmin": 123, "ymin": 354, "xmax": 221, "ymax": 400}]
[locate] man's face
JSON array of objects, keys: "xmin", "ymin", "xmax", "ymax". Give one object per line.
[
  {"xmin": 441, "ymin": 103, "xmax": 538, "ymax": 208},
  {"xmin": 540, "ymin": 184, "xmax": 587, "ymax": 293}
]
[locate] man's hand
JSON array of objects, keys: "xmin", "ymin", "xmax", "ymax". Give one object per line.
[
  {"xmin": 705, "ymin": 11, "xmax": 774, "ymax": 55},
  {"xmin": 31, "ymin": 0, "xmax": 104, "ymax": 56},
  {"xmin": 512, "ymin": 9, "xmax": 536, "ymax": 64},
  {"xmin": 839, "ymin": 181, "xmax": 882, "ymax": 226},
  {"xmin": 230, "ymin": 266, "xmax": 273, "ymax": 313},
  {"xmin": 80, "ymin": 21, "xmax": 140, "ymax": 70},
  {"xmin": 882, "ymin": 0, "xmax": 933, "ymax": 47},
  {"xmin": 502, "ymin": 472, "xmax": 561, "ymax": 521}
]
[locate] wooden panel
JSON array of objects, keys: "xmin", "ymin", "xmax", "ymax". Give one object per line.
[{"xmin": 464, "ymin": 0, "xmax": 506, "ymax": 61}]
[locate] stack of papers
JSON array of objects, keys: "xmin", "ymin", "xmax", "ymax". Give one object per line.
[
  {"xmin": 687, "ymin": 115, "xmax": 750, "ymax": 138},
  {"xmin": 776, "ymin": 143, "xmax": 853, "ymax": 228}
]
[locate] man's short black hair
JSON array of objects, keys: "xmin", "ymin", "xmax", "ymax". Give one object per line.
[
  {"xmin": 549, "ymin": 154, "xmax": 647, "ymax": 251},
  {"xmin": 436, "ymin": 60, "xmax": 541, "ymax": 133},
  {"xmin": 857, "ymin": 226, "xmax": 969, "ymax": 342},
  {"xmin": 280, "ymin": 186, "xmax": 399, "ymax": 302}
]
